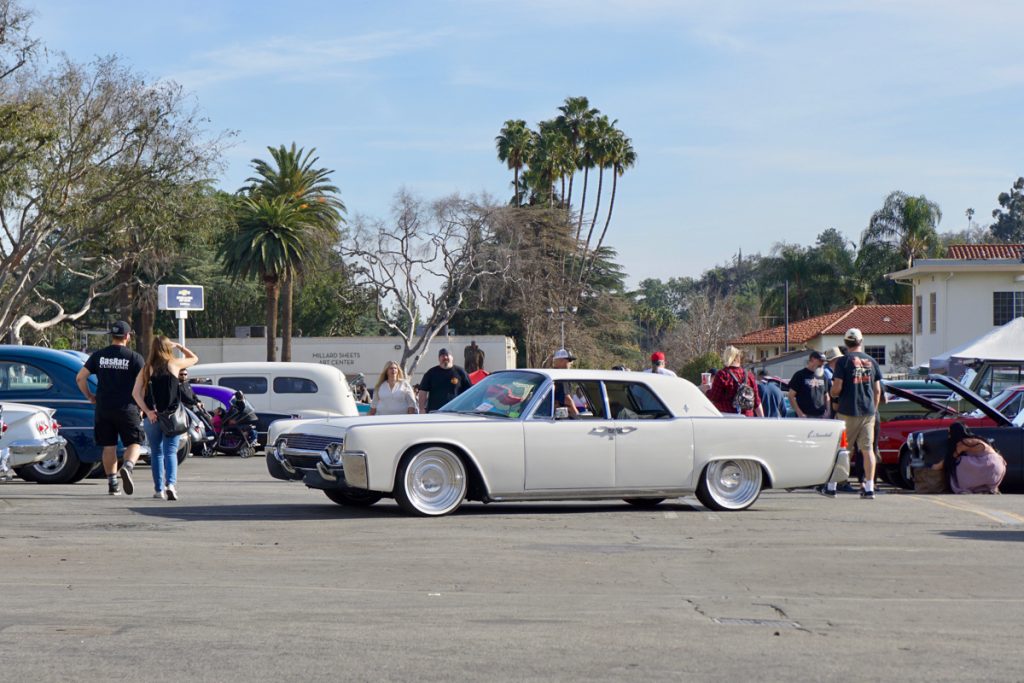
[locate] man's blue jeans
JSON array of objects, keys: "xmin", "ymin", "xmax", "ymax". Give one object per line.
[{"xmin": 143, "ymin": 419, "xmax": 180, "ymax": 492}]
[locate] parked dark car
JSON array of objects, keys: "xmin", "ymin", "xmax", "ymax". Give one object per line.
[
  {"xmin": 879, "ymin": 377, "xmax": 1023, "ymax": 488},
  {"xmin": 0, "ymin": 345, "xmax": 173, "ymax": 484},
  {"xmin": 905, "ymin": 378, "xmax": 1023, "ymax": 492}
]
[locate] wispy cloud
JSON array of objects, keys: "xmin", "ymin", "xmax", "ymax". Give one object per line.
[{"xmin": 170, "ymin": 29, "xmax": 449, "ymax": 89}]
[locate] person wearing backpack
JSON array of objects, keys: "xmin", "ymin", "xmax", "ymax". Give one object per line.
[{"xmin": 707, "ymin": 346, "xmax": 763, "ymax": 417}]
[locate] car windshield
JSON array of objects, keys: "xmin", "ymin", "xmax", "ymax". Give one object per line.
[
  {"xmin": 970, "ymin": 387, "xmax": 1024, "ymax": 420},
  {"xmin": 437, "ymin": 371, "xmax": 546, "ymax": 419}
]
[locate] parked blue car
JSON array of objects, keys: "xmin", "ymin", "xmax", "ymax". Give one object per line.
[{"xmin": 0, "ymin": 345, "xmax": 164, "ymax": 484}]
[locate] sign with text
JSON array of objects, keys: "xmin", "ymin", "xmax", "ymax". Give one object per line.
[{"xmin": 158, "ymin": 284, "xmax": 205, "ymax": 311}]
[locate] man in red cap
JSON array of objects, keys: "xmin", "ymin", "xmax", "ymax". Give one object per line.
[{"xmin": 643, "ymin": 351, "xmax": 677, "ymax": 376}]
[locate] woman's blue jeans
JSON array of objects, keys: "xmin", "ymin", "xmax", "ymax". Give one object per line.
[{"xmin": 143, "ymin": 419, "xmax": 180, "ymax": 492}]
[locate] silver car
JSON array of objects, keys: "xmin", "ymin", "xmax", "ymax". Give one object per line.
[{"xmin": 0, "ymin": 402, "xmax": 66, "ymax": 479}]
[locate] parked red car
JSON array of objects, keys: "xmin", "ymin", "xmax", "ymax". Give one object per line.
[{"xmin": 878, "ymin": 376, "xmax": 1023, "ymax": 488}]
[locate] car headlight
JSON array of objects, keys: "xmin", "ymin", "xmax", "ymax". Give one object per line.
[
  {"xmin": 326, "ymin": 442, "xmax": 344, "ymax": 465},
  {"xmin": 915, "ymin": 433, "xmax": 924, "ymax": 451}
]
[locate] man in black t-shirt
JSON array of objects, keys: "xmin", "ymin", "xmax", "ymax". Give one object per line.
[
  {"xmin": 829, "ymin": 328, "xmax": 882, "ymax": 500},
  {"xmin": 76, "ymin": 320, "xmax": 145, "ymax": 495},
  {"xmin": 788, "ymin": 350, "xmax": 831, "ymax": 418},
  {"xmin": 417, "ymin": 348, "xmax": 471, "ymax": 413}
]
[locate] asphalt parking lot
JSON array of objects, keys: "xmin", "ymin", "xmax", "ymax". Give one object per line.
[{"xmin": 2, "ymin": 457, "xmax": 1023, "ymax": 682}]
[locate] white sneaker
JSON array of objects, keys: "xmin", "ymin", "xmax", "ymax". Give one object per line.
[
  {"xmin": 166, "ymin": 485, "xmax": 178, "ymax": 501},
  {"xmin": 153, "ymin": 490, "xmax": 167, "ymax": 500}
]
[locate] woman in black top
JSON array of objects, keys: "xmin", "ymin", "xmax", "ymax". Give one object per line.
[{"xmin": 132, "ymin": 336, "xmax": 198, "ymax": 500}]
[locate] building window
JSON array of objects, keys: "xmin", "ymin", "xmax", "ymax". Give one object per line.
[
  {"xmin": 929, "ymin": 292, "xmax": 937, "ymax": 333},
  {"xmin": 993, "ymin": 291, "xmax": 1024, "ymax": 326},
  {"xmin": 915, "ymin": 295, "xmax": 922, "ymax": 334},
  {"xmin": 863, "ymin": 345, "xmax": 886, "ymax": 365}
]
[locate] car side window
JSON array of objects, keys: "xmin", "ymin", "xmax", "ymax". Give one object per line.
[
  {"xmin": 556, "ymin": 380, "xmax": 605, "ymax": 419},
  {"xmin": 604, "ymin": 381, "xmax": 671, "ymax": 420},
  {"xmin": 531, "ymin": 389, "xmax": 553, "ymax": 419},
  {"xmin": 0, "ymin": 362, "xmax": 54, "ymax": 392},
  {"xmin": 999, "ymin": 392, "xmax": 1023, "ymax": 420},
  {"xmin": 273, "ymin": 377, "xmax": 318, "ymax": 394},
  {"xmin": 218, "ymin": 376, "xmax": 268, "ymax": 395}
]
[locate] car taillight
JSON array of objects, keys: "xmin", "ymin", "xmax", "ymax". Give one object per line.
[
  {"xmin": 52, "ymin": 420, "xmax": 60, "ymax": 430},
  {"xmin": 840, "ymin": 430, "xmax": 848, "ymax": 448}
]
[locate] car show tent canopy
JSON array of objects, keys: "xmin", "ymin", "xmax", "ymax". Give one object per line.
[{"xmin": 930, "ymin": 316, "xmax": 1024, "ymax": 371}]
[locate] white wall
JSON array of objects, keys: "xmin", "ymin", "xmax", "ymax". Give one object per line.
[
  {"xmin": 912, "ymin": 272, "xmax": 1024, "ymax": 365},
  {"xmin": 817, "ymin": 333, "xmax": 909, "ymax": 375},
  {"xmin": 182, "ymin": 335, "xmax": 516, "ymax": 384}
]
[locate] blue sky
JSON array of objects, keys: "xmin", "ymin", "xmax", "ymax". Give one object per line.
[{"xmin": 34, "ymin": 1, "xmax": 1024, "ymax": 286}]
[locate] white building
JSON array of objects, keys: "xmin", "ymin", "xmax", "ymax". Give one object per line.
[
  {"xmin": 730, "ymin": 304, "xmax": 912, "ymax": 376},
  {"xmin": 887, "ymin": 244, "xmax": 1024, "ymax": 367}
]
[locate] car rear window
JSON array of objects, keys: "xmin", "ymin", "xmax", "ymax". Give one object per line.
[
  {"xmin": 0, "ymin": 362, "xmax": 54, "ymax": 392},
  {"xmin": 273, "ymin": 377, "xmax": 318, "ymax": 394},
  {"xmin": 218, "ymin": 376, "xmax": 268, "ymax": 395}
]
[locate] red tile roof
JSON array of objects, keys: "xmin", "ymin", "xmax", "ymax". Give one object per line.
[
  {"xmin": 730, "ymin": 305, "xmax": 911, "ymax": 346},
  {"xmin": 945, "ymin": 244, "xmax": 1024, "ymax": 260}
]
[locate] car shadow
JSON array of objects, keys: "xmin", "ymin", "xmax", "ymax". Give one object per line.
[
  {"xmin": 939, "ymin": 529, "xmax": 1024, "ymax": 543},
  {"xmin": 127, "ymin": 500, "xmax": 703, "ymax": 521}
]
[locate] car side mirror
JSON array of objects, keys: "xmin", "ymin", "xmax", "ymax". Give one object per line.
[{"xmin": 554, "ymin": 407, "xmax": 569, "ymax": 420}]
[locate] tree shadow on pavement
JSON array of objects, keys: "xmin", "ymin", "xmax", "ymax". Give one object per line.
[{"xmin": 939, "ymin": 529, "xmax": 1024, "ymax": 542}]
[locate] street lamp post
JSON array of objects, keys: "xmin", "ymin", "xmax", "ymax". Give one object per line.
[{"xmin": 546, "ymin": 306, "xmax": 578, "ymax": 349}]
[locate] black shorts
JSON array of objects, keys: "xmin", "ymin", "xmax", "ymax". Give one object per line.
[{"xmin": 94, "ymin": 407, "xmax": 145, "ymax": 448}]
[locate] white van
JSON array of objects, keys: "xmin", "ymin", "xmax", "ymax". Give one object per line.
[{"xmin": 190, "ymin": 362, "xmax": 360, "ymax": 443}]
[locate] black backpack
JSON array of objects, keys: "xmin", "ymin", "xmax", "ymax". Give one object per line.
[{"xmin": 730, "ymin": 369, "xmax": 756, "ymax": 413}]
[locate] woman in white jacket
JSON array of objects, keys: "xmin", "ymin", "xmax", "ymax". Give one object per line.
[{"xmin": 368, "ymin": 361, "xmax": 418, "ymax": 415}]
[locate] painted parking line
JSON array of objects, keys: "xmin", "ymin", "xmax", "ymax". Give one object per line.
[
  {"xmin": 680, "ymin": 496, "xmax": 719, "ymax": 520},
  {"xmin": 663, "ymin": 511, "xmax": 679, "ymax": 519},
  {"xmin": 909, "ymin": 495, "xmax": 1024, "ymax": 525}
]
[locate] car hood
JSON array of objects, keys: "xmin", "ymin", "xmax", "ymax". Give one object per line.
[
  {"xmin": 926, "ymin": 374, "xmax": 1012, "ymax": 426},
  {"xmin": 881, "ymin": 382, "xmax": 958, "ymax": 416},
  {"xmin": 268, "ymin": 411, "xmax": 494, "ymax": 442}
]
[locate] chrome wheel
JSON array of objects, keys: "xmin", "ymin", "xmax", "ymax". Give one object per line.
[
  {"xmin": 395, "ymin": 447, "xmax": 467, "ymax": 516},
  {"xmin": 696, "ymin": 459, "xmax": 762, "ymax": 511}
]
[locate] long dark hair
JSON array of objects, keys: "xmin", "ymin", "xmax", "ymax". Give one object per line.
[{"xmin": 945, "ymin": 421, "xmax": 976, "ymax": 489}]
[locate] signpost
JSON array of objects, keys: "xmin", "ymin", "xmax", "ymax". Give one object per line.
[{"xmin": 157, "ymin": 284, "xmax": 205, "ymax": 352}]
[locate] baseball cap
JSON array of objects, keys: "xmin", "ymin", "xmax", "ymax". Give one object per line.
[
  {"xmin": 651, "ymin": 351, "xmax": 666, "ymax": 362},
  {"xmin": 809, "ymin": 350, "xmax": 825, "ymax": 361},
  {"xmin": 110, "ymin": 320, "xmax": 132, "ymax": 337},
  {"xmin": 843, "ymin": 328, "xmax": 863, "ymax": 344},
  {"xmin": 552, "ymin": 348, "xmax": 576, "ymax": 361},
  {"xmin": 438, "ymin": 348, "xmax": 451, "ymax": 357}
]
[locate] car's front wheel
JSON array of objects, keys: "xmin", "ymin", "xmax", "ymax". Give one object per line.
[
  {"xmin": 324, "ymin": 489, "xmax": 383, "ymax": 507},
  {"xmin": 26, "ymin": 442, "xmax": 82, "ymax": 484},
  {"xmin": 898, "ymin": 447, "xmax": 915, "ymax": 490},
  {"xmin": 695, "ymin": 459, "xmax": 763, "ymax": 511},
  {"xmin": 394, "ymin": 446, "xmax": 467, "ymax": 516}
]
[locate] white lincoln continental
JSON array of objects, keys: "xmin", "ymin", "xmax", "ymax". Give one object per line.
[{"xmin": 266, "ymin": 369, "xmax": 848, "ymax": 516}]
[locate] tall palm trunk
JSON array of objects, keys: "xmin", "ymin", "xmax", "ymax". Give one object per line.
[
  {"xmin": 513, "ymin": 165, "xmax": 520, "ymax": 207},
  {"xmin": 575, "ymin": 167, "xmax": 590, "ymax": 242},
  {"xmin": 263, "ymin": 276, "xmax": 280, "ymax": 362},
  {"xmin": 281, "ymin": 272, "xmax": 293, "ymax": 361},
  {"xmin": 559, "ymin": 175, "xmax": 566, "ymax": 209},
  {"xmin": 566, "ymin": 172, "xmax": 574, "ymax": 211},
  {"xmin": 582, "ymin": 170, "xmax": 619, "ymax": 285}
]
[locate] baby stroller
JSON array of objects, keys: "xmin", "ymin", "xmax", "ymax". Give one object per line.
[{"xmin": 215, "ymin": 391, "xmax": 260, "ymax": 458}]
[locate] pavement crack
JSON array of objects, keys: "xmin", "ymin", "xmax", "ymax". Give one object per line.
[
  {"xmin": 756, "ymin": 602, "xmax": 790, "ymax": 619},
  {"xmin": 684, "ymin": 598, "xmax": 711, "ymax": 620}
]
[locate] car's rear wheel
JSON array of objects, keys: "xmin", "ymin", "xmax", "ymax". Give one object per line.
[
  {"xmin": 238, "ymin": 441, "xmax": 254, "ymax": 459},
  {"xmin": 27, "ymin": 442, "xmax": 82, "ymax": 484},
  {"xmin": 623, "ymin": 498, "xmax": 666, "ymax": 508},
  {"xmin": 394, "ymin": 446, "xmax": 467, "ymax": 516},
  {"xmin": 695, "ymin": 459, "xmax": 763, "ymax": 511},
  {"xmin": 324, "ymin": 489, "xmax": 383, "ymax": 507}
]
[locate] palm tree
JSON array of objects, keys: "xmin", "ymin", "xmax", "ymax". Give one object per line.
[
  {"xmin": 555, "ymin": 96, "xmax": 598, "ymax": 210},
  {"xmin": 495, "ymin": 119, "xmax": 534, "ymax": 207},
  {"xmin": 861, "ymin": 191, "xmax": 942, "ymax": 269},
  {"xmin": 245, "ymin": 144, "xmax": 345, "ymax": 360},
  {"xmin": 530, "ymin": 125, "xmax": 572, "ymax": 208},
  {"xmin": 578, "ymin": 115, "xmax": 614, "ymax": 260},
  {"xmin": 582, "ymin": 128, "xmax": 635, "ymax": 284},
  {"xmin": 220, "ymin": 196, "xmax": 314, "ymax": 361}
]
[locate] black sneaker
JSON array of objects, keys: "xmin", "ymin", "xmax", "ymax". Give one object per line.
[
  {"xmin": 120, "ymin": 466, "xmax": 135, "ymax": 496},
  {"xmin": 860, "ymin": 490, "xmax": 875, "ymax": 499},
  {"xmin": 837, "ymin": 482, "xmax": 857, "ymax": 493},
  {"xmin": 108, "ymin": 479, "xmax": 122, "ymax": 496},
  {"xmin": 817, "ymin": 486, "xmax": 836, "ymax": 498}
]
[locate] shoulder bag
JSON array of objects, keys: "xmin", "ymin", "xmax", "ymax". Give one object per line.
[{"xmin": 149, "ymin": 378, "xmax": 188, "ymax": 437}]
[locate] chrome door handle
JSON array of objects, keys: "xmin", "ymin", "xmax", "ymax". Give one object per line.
[{"xmin": 615, "ymin": 426, "xmax": 637, "ymax": 434}]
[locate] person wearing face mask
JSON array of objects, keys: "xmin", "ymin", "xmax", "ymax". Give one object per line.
[{"xmin": 788, "ymin": 350, "xmax": 831, "ymax": 419}]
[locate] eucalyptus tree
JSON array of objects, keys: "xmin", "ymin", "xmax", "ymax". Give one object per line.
[
  {"xmin": 243, "ymin": 143, "xmax": 345, "ymax": 360},
  {"xmin": 219, "ymin": 196, "xmax": 314, "ymax": 362},
  {"xmin": 495, "ymin": 119, "xmax": 534, "ymax": 207},
  {"xmin": 861, "ymin": 191, "xmax": 942, "ymax": 269}
]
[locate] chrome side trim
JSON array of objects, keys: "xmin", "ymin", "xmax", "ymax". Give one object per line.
[{"xmin": 488, "ymin": 488, "xmax": 689, "ymax": 502}]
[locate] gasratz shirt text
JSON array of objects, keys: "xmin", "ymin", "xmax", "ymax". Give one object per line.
[{"xmin": 84, "ymin": 345, "xmax": 145, "ymax": 411}]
